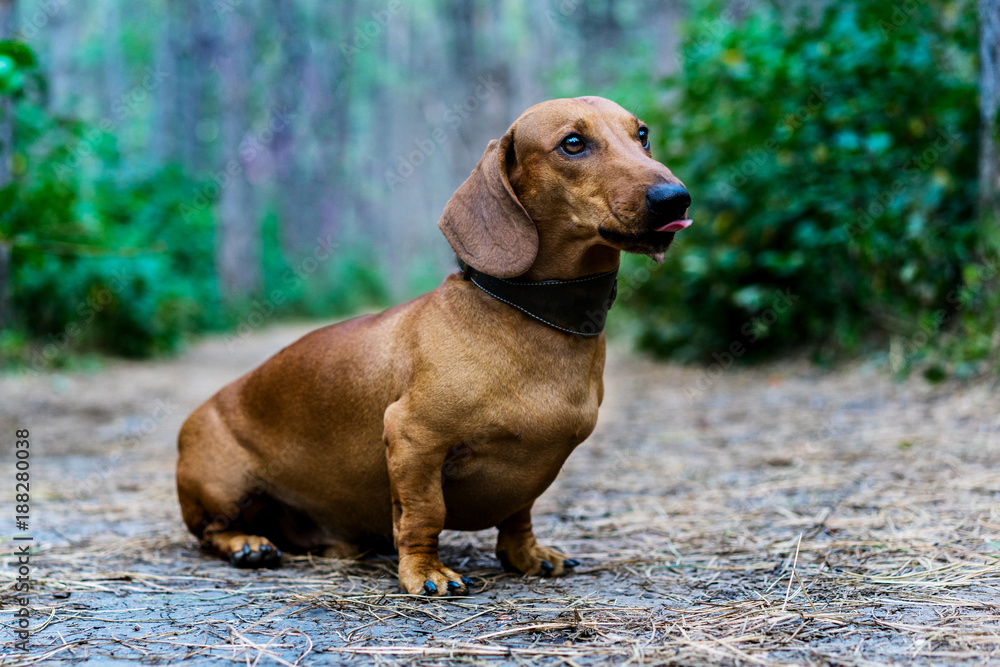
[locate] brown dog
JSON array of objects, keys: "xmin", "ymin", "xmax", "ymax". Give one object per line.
[{"xmin": 176, "ymin": 96, "xmax": 691, "ymax": 596}]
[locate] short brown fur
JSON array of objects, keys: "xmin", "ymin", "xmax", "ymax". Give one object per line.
[{"xmin": 177, "ymin": 96, "xmax": 686, "ymax": 595}]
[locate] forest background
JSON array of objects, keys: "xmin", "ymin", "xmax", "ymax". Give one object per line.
[{"xmin": 0, "ymin": 0, "xmax": 996, "ymax": 382}]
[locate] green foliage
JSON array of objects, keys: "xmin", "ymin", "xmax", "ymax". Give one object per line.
[
  {"xmin": 3, "ymin": 2, "xmax": 994, "ymax": 377},
  {"xmin": 0, "ymin": 41, "xmax": 214, "ymax": 363},
  {"xmin": 0, "ymin": 39, "xmax": 390, "ymax": 366},
  {"xmin": 260, "ymin": 212, "xmax": 390, "ymax": 319},
  {"xmin": 0, "ymin": 93, "xmax": 223, "ymax": 361},
  {"xmin": 914, "ymin": 224, "xmax": 1000, "ymax": 379},
  {"xmin": 622, "ymin": 0, "xmax": 992, "ymax": 372},
  {"xmin": 0, "ymin": 40, "xmax": 37, "ymax": 96}
]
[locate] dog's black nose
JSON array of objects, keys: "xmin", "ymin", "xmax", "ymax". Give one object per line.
[{"xmin": 646, "ymin": 183, "xmax": 691, "ymax": 221}]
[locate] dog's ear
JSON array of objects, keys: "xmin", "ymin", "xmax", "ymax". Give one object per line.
[{"xmin": 438, "ymin": 129, "xmax": 537, "ymax": 278}]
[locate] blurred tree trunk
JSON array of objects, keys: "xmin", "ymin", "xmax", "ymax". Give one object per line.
[
  {"xmin": 648, "ymin": 0, "xmax": 685, "ymax": 78},
  {"xmin": 377, "ymin": 3, "xmax": 409, "ymax": 283},
  {"xmin": 448, "ymin": 0, "xmax": 476, "ymax": 81},
  {"xmin": 576, "ymin": 0, "xmax": 622, "ymax": 88},
  {"xmin": 216, "ymin": 9, "xmax": 260, "ymax": 301},
  {"xmin": 0, "ymin": 0, "xmax": 15, "ymax": 329},
  {"xmin": 158, "ymin": 0, "xmax": 217, "ymax": 172},
  {"xmin": 446, "ymin": 0, "xmax": 480, "ymax": 169},
  {"xmin": 514, "ymin": 3, "xmax": 555, "ymax": 109},
  {"xmin": 0, "ymin": 0, "xmax": 11, "ymax": 36},
  {"xmin": 578, "ymin": 0, "xmax": 621, "ymax": 48},
  {"xmin": 269, "ymin": 0, "xmax": 309, "ymax": 255},
  {"xmin": 155, "ymin": 4, "xmax": 180, "ymax": 165},
  {"xmin": 980, "ymin": 0, "xmax": 1000, "ymax": 224},
  {"xmin": 99, "ymin": 1, "xmax": 126, "ymax": 125},
  {"xmin": 305, "ymin": 0, "xmax": 354, "ymax": 251},
  {"xmin": 46, "ymin": 0, "xmax": 77, "ymax": 116}
]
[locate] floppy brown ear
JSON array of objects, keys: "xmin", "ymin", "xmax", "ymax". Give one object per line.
[{"xmin": 438, "ymin": 130, "xmax": 537, "ymax": 278}]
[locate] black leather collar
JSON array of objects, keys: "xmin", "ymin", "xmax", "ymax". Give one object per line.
[{"xmin": 459, "ymin": 259, "xmax": 618, "ymax": 337}]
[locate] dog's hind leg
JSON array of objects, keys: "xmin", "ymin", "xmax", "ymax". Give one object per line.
[
  {"xmin": 495, "ymin": 504, "xmax": 580, "ymax": 577},
  {"xmin": 176, "ymin": 403, "xmax": 282, "ymax": 569}
]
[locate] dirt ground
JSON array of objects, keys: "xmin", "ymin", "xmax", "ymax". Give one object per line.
[{"xmin": 0, "ymin": 321, "xmax": 998, "ymax": 666}]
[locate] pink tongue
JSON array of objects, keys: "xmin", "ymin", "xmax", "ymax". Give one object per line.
[{"xmin": 655, "ymin": 219, "xmax": 693, "ymax": 233}]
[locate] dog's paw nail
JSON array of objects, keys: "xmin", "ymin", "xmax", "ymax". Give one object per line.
[
  {"xmin": 422, "ymin": 580, "xmax": 437, "ymax": 595},
  {"xmin": 262, "ymin": 546, "xmax": 282, "ymax": 568},
  {"xmin": 447, "ymin": 581, "xmax": 462, "ymax": 593},
  {"xmin": 540, "ymin": 560, "xmax": 554, "ymax": 574},
  {"xmin": 461, "ymin": 576, "xmax": 474, "ymax": 586},
  {"xmin": 564, "ymin": 558, "xmax": 580, "ymax": 568},
  {"xmin": 242, "ymin": 544, "xmax": 251, "ymax": 555}
]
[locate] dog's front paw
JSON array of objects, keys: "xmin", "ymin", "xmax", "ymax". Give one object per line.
[
  {"xmin": 398, "ymin": 555, "xmax": 473, "ymax": 596},
  {"xmin": 496, "ymin": 539, "xmax": 579, "ymax": 577}
]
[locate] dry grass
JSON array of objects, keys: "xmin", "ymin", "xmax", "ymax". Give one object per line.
[{"xmin": 0, "ymin": 325, "xmax": 997, "ymax": 665}]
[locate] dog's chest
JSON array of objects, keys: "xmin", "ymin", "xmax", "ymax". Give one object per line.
[
  {"xmin": 439, "ymin": 348, "xmax": 603, "ymax": 510},
  {"xmin": 417, "ymin": 308, "xmax": 606, "ymax": 528},
  {"xmin": 474, "ymin": 338, "xmax": 602, "ymax": 442},
  {"xmin": 439, "ymin": 377, "xmax": 599, "ymax": 531}
]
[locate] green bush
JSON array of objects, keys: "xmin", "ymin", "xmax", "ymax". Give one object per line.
[
  {"xmin": 3, "ymin": 162, "xmax": 222, "ymax": 362},
  {"xmin": 260, "ymin": 213, "xmax": 390, "ymax": 320},
  {"xmin": 0, "ymin": 46, "xmax": 221, "ymax": 364},
  {"xmin": 623, "ymin": 0, "xmax": 992, "ymax": 372},
  {"xmin": 1, "ymin": 41, "xmax": 389, "ymax": 367}
]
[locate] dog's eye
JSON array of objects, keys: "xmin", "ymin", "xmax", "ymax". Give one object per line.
[
  {"xmin": 638, "ymin": 127, "xmax": 650, "ymax": 149},
  {"xmin": 560, "ymin": 133, "xmax": 586, "ymax": 155}
]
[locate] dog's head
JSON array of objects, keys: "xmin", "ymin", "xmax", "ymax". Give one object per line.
[{"xmin": 439, "ymin": 96, "xmax": 691, "ymax": 278}]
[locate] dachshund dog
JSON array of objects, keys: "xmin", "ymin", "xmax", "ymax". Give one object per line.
[{"xmin": 176, "ymin": 96, "xmax": 691, "ymax": 596}]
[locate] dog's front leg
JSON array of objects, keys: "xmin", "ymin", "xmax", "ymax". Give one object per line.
[{"xmin": 384, "ymin": 401, "xmax": 473, "ymax": 596}]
